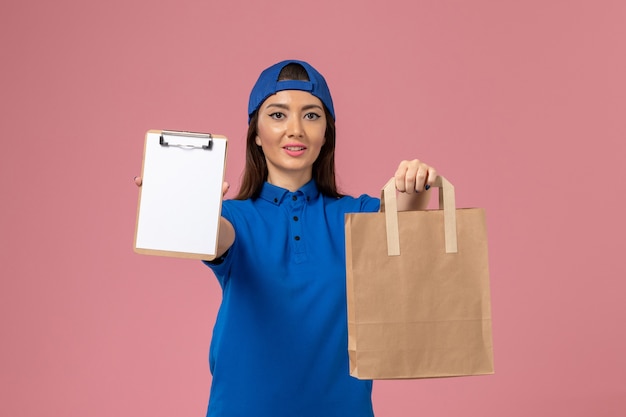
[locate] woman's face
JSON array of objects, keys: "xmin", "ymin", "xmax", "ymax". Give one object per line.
[{"xmin": 255, "ymin": 90, "xmax": 327, "ymax": 188}]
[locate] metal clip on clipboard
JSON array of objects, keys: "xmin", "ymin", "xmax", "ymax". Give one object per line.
[{"xmin": 159, "ymin": 130, "xmax": 213, "ymax": 150}]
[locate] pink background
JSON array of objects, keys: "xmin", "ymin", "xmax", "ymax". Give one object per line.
[{"xmin": 1, "ymin": 1, "xmax": 625, "ymax": 416}]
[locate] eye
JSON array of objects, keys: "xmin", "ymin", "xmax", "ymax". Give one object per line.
[
  {"xmin": 304, "ymin": 112, "xmax": 321, "ymax": 120},
  {"xmin": 269, "ymin": 112, "xmax": 285, "ymax": 120}
]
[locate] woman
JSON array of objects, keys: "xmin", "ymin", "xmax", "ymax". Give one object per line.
[{"xmin": 137, "ymin": 59, "xmax": 438, "ymax": 416}]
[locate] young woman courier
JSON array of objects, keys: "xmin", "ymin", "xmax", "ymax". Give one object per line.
[{"xmin": 136, "ymin": 60, "xmax": 439, "ymax": 416}]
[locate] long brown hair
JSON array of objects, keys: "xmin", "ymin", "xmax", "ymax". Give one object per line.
[{"xmin": 235, "ymin": 63, "xmax": 342, "ymax": 200}]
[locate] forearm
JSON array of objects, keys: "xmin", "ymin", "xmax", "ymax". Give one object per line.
[{"xmin": 215, "ymin": 216, "xmax": 235, "ymax": 257}]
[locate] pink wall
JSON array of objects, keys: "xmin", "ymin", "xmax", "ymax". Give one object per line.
[{"xmin": 1, "ymin": 1, "xmax": 624, "ymax": 416}]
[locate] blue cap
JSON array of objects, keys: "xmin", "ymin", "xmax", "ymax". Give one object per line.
[{"xmin": 248, "ymin": 60, "xmax": 335, "ymax": 123}]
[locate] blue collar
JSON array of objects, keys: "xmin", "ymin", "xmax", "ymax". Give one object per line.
[{"xmin": 259, "ymin": 180, "xmax": 320, "ymax": 206}]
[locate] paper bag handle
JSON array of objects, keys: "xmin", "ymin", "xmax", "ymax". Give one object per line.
[{"xmin": 380, "ymin": 176, "xmax": 458, "ymax": 256}]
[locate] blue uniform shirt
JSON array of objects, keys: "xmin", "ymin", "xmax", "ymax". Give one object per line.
[{"xmin": 204, "ymin": 180, "xmax": 380, "ymax": 417}]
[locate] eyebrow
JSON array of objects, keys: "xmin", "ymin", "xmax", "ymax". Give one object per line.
[{"xmin": 265, "ymin": 103, "xmax": 324, "ymax": 112}]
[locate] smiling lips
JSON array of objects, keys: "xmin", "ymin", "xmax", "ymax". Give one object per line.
[{"xmin": 283, "ymin": 144, "xmax": 307, "ymax": 156}]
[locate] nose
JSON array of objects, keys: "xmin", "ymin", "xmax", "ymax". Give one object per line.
[{"xmin": 286, "ymin": 115, "xmax": 304, "ymax": 138}]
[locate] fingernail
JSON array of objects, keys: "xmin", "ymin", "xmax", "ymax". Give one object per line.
[{"xmin": 425, "ymin": 184, "xmax": 431, "ymax": 190}]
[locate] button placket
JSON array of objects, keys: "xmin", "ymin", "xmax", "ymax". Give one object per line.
[{"xmin": 289, "ymin": 192, "xmax": 305, "ymax": 254}]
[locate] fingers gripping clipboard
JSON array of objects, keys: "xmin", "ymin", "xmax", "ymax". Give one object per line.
[{"xmin": 134, "ymin": 130, "xmax": 227, "ymax": 260}]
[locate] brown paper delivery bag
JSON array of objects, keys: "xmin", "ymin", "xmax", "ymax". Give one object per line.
[{"xmin": 345, "ymin": 176, "xmax": 494, "ymax": 379}]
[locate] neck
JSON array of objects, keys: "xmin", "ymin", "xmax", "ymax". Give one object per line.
[{"xmin": 267, "ymin": 171, "xmax": 312, "ymax": 192}]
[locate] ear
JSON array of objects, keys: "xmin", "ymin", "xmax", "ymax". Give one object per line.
[{"xmin": 255, "ymin": 135, "xmax": 262, "ymax": 146}]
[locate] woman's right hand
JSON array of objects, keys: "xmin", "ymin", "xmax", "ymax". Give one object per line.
[{"xmin": 133, "ymin": 176, "xmax": 230, "ymax": 197}]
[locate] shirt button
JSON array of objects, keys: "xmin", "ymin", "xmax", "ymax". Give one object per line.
[
  {"xmin": 293, "ymin": 216, "xmax": 299, "ymax": 221},
  {"xmin": 274, "ymin": 198, "xmax": 278, "ymax": 203},
  {"xmin": 292, "ymin": 195, "xmax": 297, "ymax": 201},
  {"xmin": 294, "ymin": 236, "xmax": 301, "ymax": 241}
]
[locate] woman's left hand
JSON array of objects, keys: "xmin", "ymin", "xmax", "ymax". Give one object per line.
[{"xmin": 394, "ymin": 159, "xmax": 438, "ymax": 194}]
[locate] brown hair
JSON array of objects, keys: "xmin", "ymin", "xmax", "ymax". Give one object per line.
[{"xmin": 235, "ymin": 63, "xmax": 342, "ymax": 200}]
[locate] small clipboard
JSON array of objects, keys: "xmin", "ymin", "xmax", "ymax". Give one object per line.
[{"xmin": 134, "ymin": 129, "xmax": 227, "ymax": 260}]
